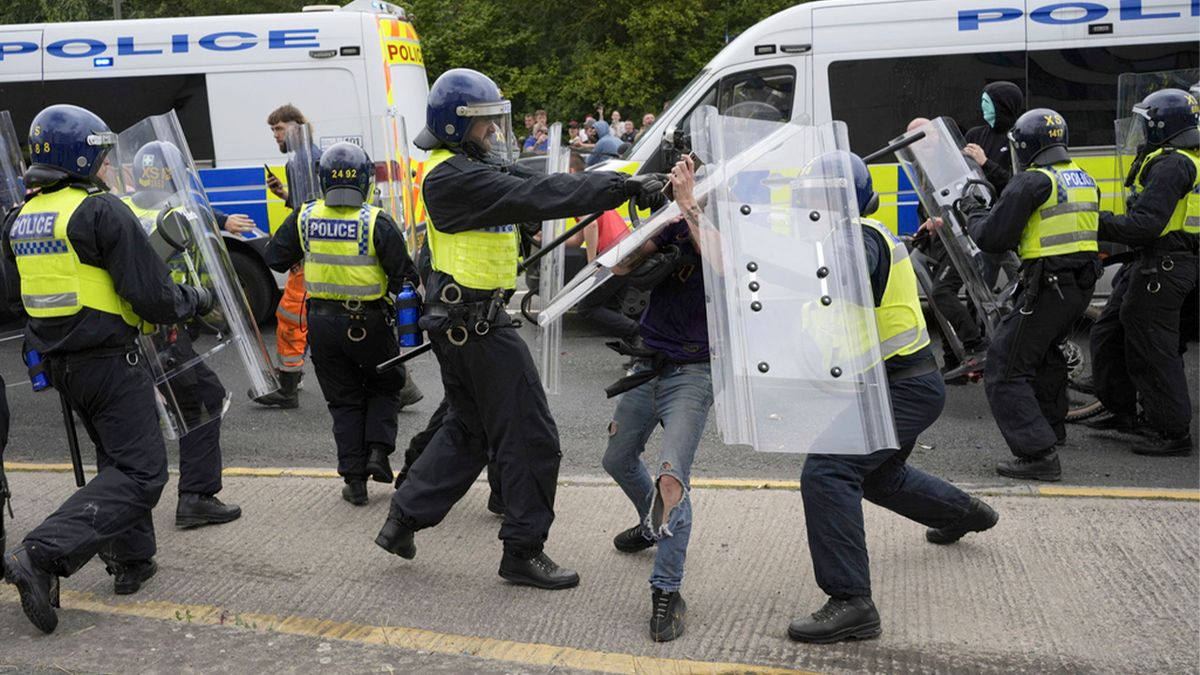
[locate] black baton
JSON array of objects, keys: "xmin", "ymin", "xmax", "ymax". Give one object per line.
[
  {"xmin": 862, "ymin": 131, "xmax": 927, "ymax": 164},
  {"xmin": 517, "ymin": 210, "xmax": 605, "ymax": 274},
  {"xmin": 376, "ymin": 342, "xmax": 434, "ymax": 374},
  {"xmin": 59, "ymin": 391, "xmax": 85, "ymax": 488}
]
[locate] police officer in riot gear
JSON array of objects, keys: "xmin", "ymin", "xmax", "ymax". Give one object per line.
[
  {"xmin": 264, "ymin": 142, "xmax": 418, "ymax": 506},
  {"xmin": 789, "ymin": 152, "xmax": 997, "ymax": 645},
  {"xmin": 122, "ymin": 140, "xmax": 242, "ymax": 529},
  {"xmin": 374, "ymin": 68, "xmax": 667, "ymax": 589},
  {"xmin": 965, "ymin": 109, "xmax": 1102, "ymax": 481},
  {"xmin": 2, "ymin": 104, "xmax": 211, "ymax": 633},
  {"xmin": 1088, "ymin": 89, "xmax": 1198, "ymax": 456}
]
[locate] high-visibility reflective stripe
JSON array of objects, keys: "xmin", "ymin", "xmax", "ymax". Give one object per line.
[
  {"xmin": 1040, "ymin": 202, "xmax": 1099, "ymax": 219},
  {"xmin": 891, "ymin": 244, "xmax": 908, "ymax": 266},
  {"xmin": 1186, "ymin": 216, "xmax": 1199, "ymax": 232},
  {"xmin": 879, "ymin": 325, "xmax": 929, "ymax": 356},
  {"xmin": 306, "ymin": 282, "xmax": 384, "ymax": 297},
  {"xmin": 22, "ymin": 292, "xmax": 77, "ymax": 309},
  {"xmin": 276, "ymin": 306, "xmax": 307, "ymax": 324},
  {"xmin": 306, "ymin": 252, "xmax": 380, "ymax": 267},
  {"xmin": 1040, "ymin": 230, "xmax": 1098, "ymax": 248}
]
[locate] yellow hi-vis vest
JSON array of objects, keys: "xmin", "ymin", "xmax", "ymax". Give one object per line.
[
  {"xmin": 298, "ymin": 200, "xmax": 388, "ymax": 301},
  {"xmin": 862, "ymin": 218, "xmax": 931, "ymax": 360},
  {"xmin": 1134, "ymin": 147, "xmax": 1200, "ymax": 237},
  {"xmin": 11, "ymin": 187, "xmax": 140, "ymax": 326},
  {"xmin": 1019, "ymin": 160, "xmax": 1100, "ymax": 259},
  {"xmin": 423, "ymin": 149, "xmax": 519, "ymax": 291}
]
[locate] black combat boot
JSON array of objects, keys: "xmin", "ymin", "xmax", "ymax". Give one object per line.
[
  {"xmin": 397, "ymin": 374, "xmax": 424, "ymax": 410},
  {"xmin": 926, "ymin": 497, "xmax": 999, "ymax": 544},
  {"xmin": 342, "ymin": 480, "xmax": 368, "ymax": 505},
  {"xmin": 107, "ymin": 558, "xmax": 158, "ymax": 595},
  {"xmin": 365, "ymin": 445, "xmax": 395, "ymax": 484},
  {"xmin": 4, "ymin": 548, "xmax": 59, "ymax": 633},
  {"xmin": 787, "ymin": 596, "xmax": 881, "ymax": 644},
  {"xmin": 375, "ymin": 518, "xmax": 416, "ymax": 559},
  {"xmin": 1132, "ymin": 430, "xmax": 1193, "ymax": 457},
  {"xmin": 498, "ymin": 550, "xmax": 579, "ymax": 590},
  {"xmin": 1085, "ymin": 412, "xmax": 1141, "ymax": 435},
  {"xmin": 996, "ymin": 450, "xmax": 1061, "ymax": 481},
  {"xmin": 650, "ymin": 587, "xmax": 686, "ymax": 642},
  {"xmin": 250, "ymin": 371, "xmax": 299, "ymax": 409},
  {"xmin": 176, "ymin": 493, "xmax": 242, "ymax": 528}
]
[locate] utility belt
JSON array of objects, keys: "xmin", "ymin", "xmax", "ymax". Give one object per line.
[
  {"xmin": 1126, "ymin": 245, "xmax": 1198, "ymax": 295},
  {"xmin": 307, "ymin": 298, "xmax": 394, "ymax": 342},
  {"xmin": 603, "ymin": 340, "xmax": 698, "ymax": 398},
  {"xmin": 886, "ymin": 357, "xmax": 938, "ymax": 383},
  {"xmin": 1017, "ymin": 258, "xmax": 1095, "ymax": 314},
  {"xmin": 45, "ymin": 343, "xmax": 142, "ymax": 370},
  {"xmin": 424, "ymin": 282, "xmax": 508, "ymax": 346}
]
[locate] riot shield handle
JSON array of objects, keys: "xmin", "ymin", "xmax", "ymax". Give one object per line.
[
  {"xmin": 960, "ymin": 178, "xmax": 997, "ymax": 208},
  {"xmin": 862, "ymin": 131, "xmax": 926, "ymax": 164}
]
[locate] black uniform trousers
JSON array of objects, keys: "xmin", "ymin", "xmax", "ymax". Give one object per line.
[
  {"xmin": 389, "ymin": 325, "xmax": 561, "ymax": 555},
  {"xmin": 931, "ymin": 258, "xmax": 983, "ymax": 359},
  {"xmin": 801, "ymin": 370, "xmax": 970, "ymax": 598},
  {"xmin": 984, "ymin": 270, "xmax": 1095, "ymax": 458},
  {"xmin": 308, "ymin": 309, "xmax": 406, "ymax": 481},
  {"xmin": 402, "ymin": 395, "xmax": 503, "ymax": 500},
  {"xmin": 166, "ymin": 329, "xmax": 228, "ymax": 496},
  {"xmin": 1091, "ymin": 255, "xmax": 1198, "ymax": 435},
  {"xmin": 24, "ymin": 351, "xmax": 168, "ymax": 575}
]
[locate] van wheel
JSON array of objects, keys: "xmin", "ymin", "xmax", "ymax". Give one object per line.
[{"xmin": 231, "ymin": 250, "xmax": 279, "ymax": 327}]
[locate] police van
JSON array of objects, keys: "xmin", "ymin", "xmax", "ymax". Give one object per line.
[
  {"xmin": 610, "ymin": 0, "xmax": 1197, "ymax": 235},
  {"xmin": 0, "ymin": 0, "xmax": 430, "ymax": 324}
]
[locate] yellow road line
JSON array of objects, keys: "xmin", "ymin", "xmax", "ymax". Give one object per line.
[
  {"xmin": 1038, "ymin": 486, "xmax": 1200, "ymax": 501},
  {"xmin": 5, "ymin": 463, "xmax": 1197, "ymax": 501},
  {"xmin": 0, "ymin": 588, "xmax": 827, "ymax": 675}
]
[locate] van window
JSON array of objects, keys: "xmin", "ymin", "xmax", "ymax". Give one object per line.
[
  {"xmin": 0, "ymin": 74, "xmax": 214, "ymax": 162},
  {"xmin": 828, "ymin": 52, "xmax": 1026, "ymax": 160},
  {"xmin": 677, "ymin": 66, "xmax": 796, "ymax": 144},
  {"xmin": 1028, "ymin": 42, "xmax": 1200, "ymax": 148}
]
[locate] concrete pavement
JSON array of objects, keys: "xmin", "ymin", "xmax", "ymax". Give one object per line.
[{"xmin": 1, "ymin": 467, "xmax": 1197, "ymax": 675}]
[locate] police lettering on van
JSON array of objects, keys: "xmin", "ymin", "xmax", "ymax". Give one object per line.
[
  {"xmin": 0, "ymin": 30, "xmax": 322, "ymax": 61},
  {"xmin": 959, "ymin": 0, "xmax": 1197, "ymax": 30}
]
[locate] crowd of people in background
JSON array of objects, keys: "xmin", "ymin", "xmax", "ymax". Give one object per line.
[{"xmin": 518, "ymin": 106, "xmax": 659, "ymax": 163}]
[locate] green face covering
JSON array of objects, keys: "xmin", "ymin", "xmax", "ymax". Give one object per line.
[{"xmin": 982, "ymin": 93, "xmax": 997, "ymax": 128}]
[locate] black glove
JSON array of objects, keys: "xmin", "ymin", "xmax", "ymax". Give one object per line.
[
  {"xmin": 955, "ymin": 194, "xmax": 987, "ymax": 215},
  {"xmin": 624, "ymin": 173, "xmax": 669, "ymax": 212},
  {"xmin": 191, "ymin": 286, "xmax": 215, "ymax": 316}
]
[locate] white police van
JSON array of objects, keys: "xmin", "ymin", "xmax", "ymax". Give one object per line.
[
  {"xmin": 0, "ymin": 0, "xmax": 430, "ymax": 324},
  {"xmin": 612, "ymin": 0, "xmax": 1197, "ymax": 235}
]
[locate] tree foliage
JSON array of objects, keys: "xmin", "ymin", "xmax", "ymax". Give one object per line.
[{"xmin": 0, "ymin": 0, "xmax": 803, "ymax": 123}]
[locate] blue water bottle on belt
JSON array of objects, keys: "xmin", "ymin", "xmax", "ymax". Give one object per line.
[
  {"xmin": 23, "ymin": 346, "xmax": 49, "ymax": 392},
  {"xmin": 396, "ymin": 283, "xmax": 423, "ymax": 347}
]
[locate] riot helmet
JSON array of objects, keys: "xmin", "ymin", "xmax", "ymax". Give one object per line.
[
  {"xmin": 797, "ymin": 150, "xmax": 879, "ymax": 217},
  {"xmin": 414, "ymin": 68, "xmax": 515, "ymax": 164},
  {"xmin": 319, "ymin": 142, "xmax": 374, "ymax": 207},
  {"xmin": 25, "ymin": 104, "xmax": 117, "ymax": 187},
  {"xmin": 1133, "ymin": 88, "xmax": 1199, "ymax": 149},
  {"xmin": 1007, "ymin": 108, "xmax": 1070, "ymax": 171}
]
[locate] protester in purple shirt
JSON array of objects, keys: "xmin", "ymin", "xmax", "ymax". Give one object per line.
[{"xmin": 601, "ymin": 155, "xmax": 716, "ymax": 643}]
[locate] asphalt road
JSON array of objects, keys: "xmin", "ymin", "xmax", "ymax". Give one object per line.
[{"xmin": 2, "ymin": 299, "xmax": 1197, "ymax": 490}]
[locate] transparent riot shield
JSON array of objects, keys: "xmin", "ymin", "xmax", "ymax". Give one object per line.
[
  {"xmin": 375, "ymin": 110, "xmax": 415, "ymax": 250},
  {"xmin": 0, "ymin": 111, "xmax": 25, "ymax": 213},
  {"xmin": 285, "ymin": 124, "xmax": 322, "ymax": 206},
  {"xmin": 692, "ymin": 109, "xmax": 895, "ymax": 454},
  {"xmin": 535, "ymin": 123, "xmax": 567, "ymax": 393},
  {"xmin": 113, "ymin": 111, "xmax": 277, "ymax": 438},
  {"xmin": 1114, "ymin": 68, "xmax": 1200, "ymax": 202},
  {"xmin": 893, "ymin": 117, "xmax": 1002, "ymax": 352}
]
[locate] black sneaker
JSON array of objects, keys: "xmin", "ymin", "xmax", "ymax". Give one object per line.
[
  {"xmin": 342, "ymin": 480, "xmax": 368, "ymax": 506},
  {"xmin": 365, "ymin": 446, "xmax": 395, "ymax": 484},
  {"xmin": 996, "ymin": 451, "xmax": 1061, "ymax": 482},
  {"xmin": 176, "ymin": 493, "xmax": 242, "ymax": 529},
  {"xmin": 498, "ymin": 551, "xmax": 580, "ymax": 590},
  {"xmin": 650, "ymin": 588, "xmax": 686, "ymax": 642},
  {"xmin": 4, "ymin": 548, "xmax": 59, "ymax": 633},
  {"xmin": 107, "ymin": 558, "xmax": 157, "ymax": 595},
  {"xmin": 787, "ymin": 596, "xmax": 881, "ymax": 644},
  {"xmin": 375, "ymin": 518, "xmax": 416, "ymax": 559},
  {"xmin": 926, "ymin": 497, "xmax": 999, "ymax": 544},
  {"xmin": 613, "ymin": 524, "xmax": 655, "ymax": 553},
  {"xmin": 1132, "ymin": 431, "xmax": 1193, "ymax": 457},
  {"xmin": 1085, "ymin": 413, "xmax": 1141, "ymax": 435}
]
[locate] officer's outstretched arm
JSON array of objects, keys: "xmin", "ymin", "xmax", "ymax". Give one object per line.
[{"xmin": 264, "ymin": 211, "xmax": 303, "ymax": 273}]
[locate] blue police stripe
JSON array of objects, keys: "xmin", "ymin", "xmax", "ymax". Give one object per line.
[{"xmin": 13, "ymin": 240, "xmax": 69, "ymax": 256}]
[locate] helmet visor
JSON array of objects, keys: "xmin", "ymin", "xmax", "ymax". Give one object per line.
[{"xmin": 461, "ymin": 100, "xmax": 515, "ymax": 166}]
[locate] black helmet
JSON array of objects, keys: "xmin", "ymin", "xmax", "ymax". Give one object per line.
[
  {"xmin": 1133, "ymin": 88, "xmax": 1199, "ymax": 149},
  {"xmin": 319, "ymin": 142, "xmax": 373, "ymax": 207},
  {"xmin": 26, "ymin": 104, "xmax": 116, "ymax": 186},
  {"xmin": 1008, "ymin": 108, "xmax": 1070, "ymax": 171}
]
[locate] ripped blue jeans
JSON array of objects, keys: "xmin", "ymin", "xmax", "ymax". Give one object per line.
[{"xmin": 602, "ymin": 361, "xmax": 713, "ymax": 592}]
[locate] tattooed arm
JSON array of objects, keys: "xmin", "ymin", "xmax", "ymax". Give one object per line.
[{"xmin": 671, "ymin": 154, "xmax": 723, "ymax": 274}]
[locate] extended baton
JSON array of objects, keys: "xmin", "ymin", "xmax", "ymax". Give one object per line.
[
  {"xmin": 862, "ymin": 131, "xmax": 926, "ymax": 164},
  {"xmin": 517, "ymin": 210, "xmax": 604, "ymax": 274},
  {"xmin": 376, "ymin": 342, "xmax": 433, "ymax": 374},
  {"xmin": 59, "ymin": 391, "xmax": 85, "ymax": 488}
]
